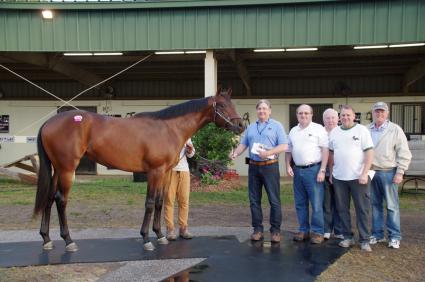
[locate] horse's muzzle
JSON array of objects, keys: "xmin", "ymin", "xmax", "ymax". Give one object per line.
[{"xmin": 230, "ymin": 119, "xmax": 245, "ymax": 135}]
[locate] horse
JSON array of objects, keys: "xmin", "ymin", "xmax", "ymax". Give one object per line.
[{"xmin": 33, "ymin": 89, "xmax": 244, "ymax": 252}]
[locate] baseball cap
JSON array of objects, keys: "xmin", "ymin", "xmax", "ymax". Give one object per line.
[{"xmin": 372, "ymin": 101, "xmax": 389, "ymax": 111}]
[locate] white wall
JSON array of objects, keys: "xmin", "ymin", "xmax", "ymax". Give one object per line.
[{"xmin": 1, "ymin": 95, "xmax": 425, "ymax": 176}]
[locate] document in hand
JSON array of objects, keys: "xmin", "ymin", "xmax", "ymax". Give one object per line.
[{"xmin": 251, "ymin": 142, "xmax": 275, "ymax": 160}]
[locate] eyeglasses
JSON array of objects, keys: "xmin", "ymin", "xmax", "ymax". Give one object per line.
[{"xmin": 297, "ymin": 112, "xmax": 311, "ymax": 115}]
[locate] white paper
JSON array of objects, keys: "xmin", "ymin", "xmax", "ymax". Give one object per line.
[
  {"xmin": 368, "ymin": 170, "xmax": 375, "ymax": 180},
  {"xmin": 251, "ymin": 142, "xmax": 275, "ymax": 160}
]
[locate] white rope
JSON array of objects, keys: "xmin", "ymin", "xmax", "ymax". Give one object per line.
[
  {"xmin": 0, "ymin": 64, "xmax": 78, "ymax": 110},
  {"xmin": 8, "ymin": 54, "xmax": 153, "ymax": 135}
]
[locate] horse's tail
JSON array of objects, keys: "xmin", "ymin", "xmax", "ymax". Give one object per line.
[{"xmin": 33, "ymin": 125, "xmax": 53, "ymax": 216}]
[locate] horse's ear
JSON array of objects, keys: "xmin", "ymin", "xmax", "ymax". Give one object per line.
[
  {"xmin": 215, "ymin": 87, "xmax": 222, "ymax": 97},
  {"xmin": 227, "ymin": 88, "xmax": 232, "ymax": 97}
]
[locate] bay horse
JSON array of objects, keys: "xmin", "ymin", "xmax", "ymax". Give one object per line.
[{"xmin": 33, "ymin": 89, "xmax": 244, "ymax": 252}]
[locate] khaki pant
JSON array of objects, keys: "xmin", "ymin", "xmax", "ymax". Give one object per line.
[{"xmin": 164, "ymin": 170, "xmax": 190, "ymax": 231}]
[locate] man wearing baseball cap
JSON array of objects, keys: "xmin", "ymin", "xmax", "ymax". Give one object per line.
[{"xmin": 367, "ymin": 102, "xmax": 412, "ymax": 249}]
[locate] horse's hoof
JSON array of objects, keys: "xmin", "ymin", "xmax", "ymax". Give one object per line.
[
  {"xmin": 144, "ymin": 242, "xmax": 155, "ymax": 251},
  {"xmin": 65, "ymin": 242, "xmax": 79, "ymax": 252},
  {"xmin": 43, "ymin": 241, "xmax": 54, "ymax": 250},
  {"xmin": 157, "ymin": 237, "xmax": 169, "ymax": 245}
]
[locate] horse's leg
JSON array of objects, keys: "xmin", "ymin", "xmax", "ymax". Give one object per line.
[
  {"xmin": 140, "ymin": 183, "xmax": 156, "ymax": 250},
  {"xmin": 39, "ymin": 173, "xmax": 58, "ymax": 250},
  {"xmin": 154, "ymin": 171, "xmax": 170, "ymax": 245},
  {"xmin": 55, "ymin": 171, "xmax": 78, "ymax": 252},
  {"xmin": 140, "ymin": 170, "xmax": 165, "ymax": 251}
]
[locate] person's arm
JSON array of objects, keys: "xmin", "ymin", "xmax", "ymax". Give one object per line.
[
  {"xmin": 317, "ymin": 147, "xmax": 329, "ymax": 183},
  {"xmin": 186, "ymin": 142, "xmax": 195, "ymax": 158},
  {"xmin": 229, "ymin": 143, "xmax": 248, "ymax": 160},
  {"xmin": 328, "ymin": 151, "xmax": 334, "ymax": 184},
  {"xmin": 258, "ymin": 143, "xmax": 288, "ymax": 159},
  {"xmin": 359, "ymin": 149, "xmax": 374, "ymax": 184},
  {"xmin": 393, "ymin": 126, "xmax": 412, "ymax": 184},
  {"xmin": 285, "ymin": 151, "xmax": 294, "ymax": 177}
]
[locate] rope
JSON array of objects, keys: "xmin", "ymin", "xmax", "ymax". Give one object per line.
[{"xmin": 9, "ymin": 54, "xmax": 153, "ymax": 135}]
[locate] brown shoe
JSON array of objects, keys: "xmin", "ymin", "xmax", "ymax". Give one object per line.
[
  {"xmin": 179, "ymin": 227, "xmax": 193, "ymax": 239},
  {"xmin": 293, "ymin": 232, "xmax": 309, "ymax": 242},
  {"xmin": 250, "ymin": 231, "xmax": 264, "ymax": 241},
  {"xmin": 310, "ymin": 233, "xmax": 324, "ymax": 244},
  {"xmin": 271, "ymin": 232, "xmax": 281, "ymax": 243}
]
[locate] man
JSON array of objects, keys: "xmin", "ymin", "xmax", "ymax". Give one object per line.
[
  {"xmin": 230, "ymin": 99, "xmax": 288, "ymax": 243},
  {"xmin": 164, "ymin": 139, "xmax": 195, "ymax": 240},
  {"xmin": 322, "ymin": 108, "xmax": 343, "ymax": 240},
  {"xmin": 329, "ymin": 105, "xmax": 374, "ymax": 252},
  {"xmin": 368, "ymin": 102, "xmax": 412, "ymax": 249},
  {"xmin": 285, "ymin": 104, "xmax": 328, "ymax": 244}
]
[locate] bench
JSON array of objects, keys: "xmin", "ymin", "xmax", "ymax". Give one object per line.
[{"xmin": 400, "ymin": 140, "xmax": 425, "ymax": 194}]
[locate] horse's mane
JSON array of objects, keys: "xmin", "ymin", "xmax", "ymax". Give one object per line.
[{"xmin": 135, "ymin": 97, "xmax": 209, "ymax": 120}]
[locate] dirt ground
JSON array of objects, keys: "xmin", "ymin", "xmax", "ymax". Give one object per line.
[{"xmin": 1, "ymin": 191, "xmax": 425, "ymax": 281}]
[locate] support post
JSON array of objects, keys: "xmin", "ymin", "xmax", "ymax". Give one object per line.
[{"xmin": 204, "ymin": 50, "xmax": 217, "ymax": 97}]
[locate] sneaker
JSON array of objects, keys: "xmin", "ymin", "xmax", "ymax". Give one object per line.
[
  {"xmin": 250, "ymin": 231, "xmax": 264, "ymax": 241},
  {"xmin": 388, "ymin": 239, "xmax": 400, "ymax": 249},
  {"xmin": 166, "ymin": 228, "xmax": 177, "ymax": 241},
  {"xmin": 293, "ymin": 232, "xmax": 310, "ymax": 242},
  {"xmin": 271, "ymin": 232, "xmax": 281, "ymax": 243},
  {"xmin": 311, "ymin": 233, "xmax": 324, "ymax": 244},
  {"xmin": 361, "ymin": 242, "xmax": 372, "ymax": 252},
  {"xmin": 334, "ymin": 234, "xmax": 344, "ymax": 240},
  {"xmin": 323, "ymin": 233, "xmax": 331, "ymax": 240},
  {"xmin": 369, "ymin": 236, "xmax": 386, "ymax": 245},
  {"xmin": 179, "ymin": 227, "xmax": 193, "ymax": 240},
  {"xmin": 338, "ymin": 238, "xmax": 355, "ymax": 248}
]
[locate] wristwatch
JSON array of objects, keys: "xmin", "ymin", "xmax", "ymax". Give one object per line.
[{"xmin": 320, "ymin": 169, "xmax": 326, "ymax": 173}]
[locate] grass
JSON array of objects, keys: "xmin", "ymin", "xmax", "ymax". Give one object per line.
[{"xmin": 0, "ymin": 177, "xmax": 424, "ymax": 211}]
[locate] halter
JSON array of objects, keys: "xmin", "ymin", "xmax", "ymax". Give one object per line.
[{"xmin": 212, "ymin": 97, "xmax": 240, "ymax": 127}]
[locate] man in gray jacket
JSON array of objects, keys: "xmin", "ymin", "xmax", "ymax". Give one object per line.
[{"xmin": 368, "ymin": 102, "xmax": 412, "ymax": 249}]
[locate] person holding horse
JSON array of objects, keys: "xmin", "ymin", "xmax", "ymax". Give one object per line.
[
  {"xmin": 164, "ymin": 139, "xmax": 195, "ymax": 241},
  {"xmin": 230, "ymin": 99, "xmax": 288, "ymax": 243},
  {"xmin": 285, "ymin": 104, "xmax": 328, "ymax": 244}
]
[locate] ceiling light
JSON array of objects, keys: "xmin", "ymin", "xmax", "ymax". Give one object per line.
[
  {"xmin": 389, "ymin": 42, "xmax": 425, "ymax": 48},
  {"xmin": 155, "ymin": 51, "xmax": 185, "ymax": 55},
  {"xmin": 253, "ymin": 49, "xmax": 285, "ymax": 52},
  {"xmin": 354, "ymin": 45, "xmax": 388, "ymax": 49},
  {"xmin": 42, "ymin": 10, "xmax": 53, "ymax": 19},
  {"xmin": 93, "ymin": 52, "xmax": 123, "ymax": 56},
  {"xmin": 63, "ymin": 53, "xmax": 93, "ymax": 56},
  {"xmin": 286, "ymin": 48, "xmax": 318, "ymax": 52},
  {"xmin": 185, "ymin": 50, "xmax": 207, "ymax": 54}
]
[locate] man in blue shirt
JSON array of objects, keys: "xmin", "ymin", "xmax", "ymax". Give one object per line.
[{"xmin": 230, "ymin": 99, "xmax": 288, "ymax": 243}]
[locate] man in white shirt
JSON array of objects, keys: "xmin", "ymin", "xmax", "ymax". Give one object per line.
[
  {"xmin": 285, "ymin": 104, "xmax": 329, "ymax": 244},
  {"xmin": 329, "ymin": 105, "xmax": 374, "ymax": 252}
]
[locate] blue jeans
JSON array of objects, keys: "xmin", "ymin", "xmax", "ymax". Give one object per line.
[
  {"xmin": 371, "ymin": 169, "xmax": 401, "ymax": 240},
  {"xmin": 293, "ymin": 164, "xmax": 324, "ymax": 235},
  {"xmin": 248, "ymin": 162, "xmax": 282, "ymax": 233}
]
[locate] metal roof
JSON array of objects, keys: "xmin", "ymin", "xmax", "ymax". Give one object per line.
[
  {"xmin": 0, "ymin": 1, "xmax": 346, "ymax": 10},
  {"xmin": 0, "ymin": 0, "xmax": 424, "ymax": 52}
]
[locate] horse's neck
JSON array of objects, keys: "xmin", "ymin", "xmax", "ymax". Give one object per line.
[{"xmin": 167, "ymin": 107, "xmax": 212, "ymax": 141}]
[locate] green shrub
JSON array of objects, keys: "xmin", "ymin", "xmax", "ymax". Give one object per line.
[{"xmin": 192, "ymin": 123, "xmax": 238, "ymax": 177}]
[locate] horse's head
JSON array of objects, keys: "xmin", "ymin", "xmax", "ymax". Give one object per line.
[{"xmin": 212, "ymin": 88, "xmax": 245, "ymax": 134}]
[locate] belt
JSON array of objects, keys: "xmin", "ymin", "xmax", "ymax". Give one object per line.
[
  {"xmin": 371, "ymin": 166, "xmax": 395, "ymax": 171},
  {"xmin": 295, "ymin": 162, "xmax": 321, "ymax": 169},
  {"xmin": 249, "ymin": 159, "xmax": 278, "ymax": 166}
]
